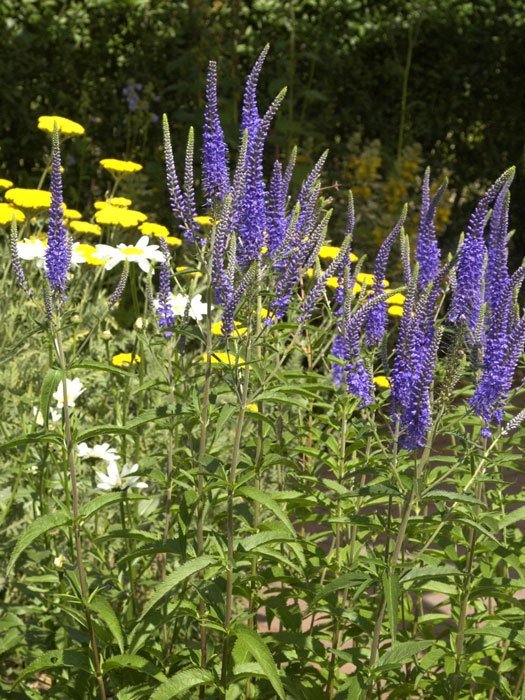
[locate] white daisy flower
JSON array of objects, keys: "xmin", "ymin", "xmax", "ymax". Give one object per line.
[
  {"xmin": 94, "ymin": 235, "xmax": 164, "ymax": 273},
  {"xmin": 17, "ymin": 237, "xmax": 47, "ymax": 267},
  {"xmin": 77, "ymin": 442, "xmax": 120, "ymax": 462},
  {"xmin": 95, "ymin": 462, "xmax": 148, "ymax": 491},
  {"xmin": 52, "ymin": 377, "xmax": 85, "ymax": 409},
  {"xmin": 153, "ymin": 292, "xmax": 210, "ymax": 321},
  {"xmin": 32, "ymin": 405, "xmax": 61, "ymax": 425}
]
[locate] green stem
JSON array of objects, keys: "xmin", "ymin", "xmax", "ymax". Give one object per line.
[
  {"xmin": 326, "ymin": 401, "xmax": 349, "ymax": 697},
  {"xmin": 220, "ymin": 349, "xmax": 251, "ymax": 693},
  {"xmin": 54, "ymin": 328, "xmax": 106, "ymax": 700},
  {"xmin": 161, "ymin": 338, "xmax": 176, "ymax": 655},
  {"xmin": 197, "ymin": 271, "xmax": 215, "ymax": 688},
  {"xmin": 120, "ymin": 496, "xmax": 137, "ymax": 618},
  {"xmin": 452, "ymin": 474, "xmax": 484, "ymax": 698}
]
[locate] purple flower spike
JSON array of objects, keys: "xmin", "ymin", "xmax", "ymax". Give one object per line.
[
  {"xmin": 162, "ymin": 114, "xmax": 199, "ymax": 243},
  {"xmin": 236, "ymin": 87, "xmax": 287, "ymax": 264},
  {"xmin": 155, "ymin": 237, "xmax": 175, "ymax": 336},
  {"xmin": 485, "ymin": 181, "xmax": 512, "ymax": 311},
  {"xmin": 202, "ymin": 61, "xmax": 229, "ymax": 203},
  {"xmin": 241, "ymin": 44, "xmax": 269, "ymax": 136},
  {"xmin": 415, "ymin": 168, "xmax": 446, "ymax": 291},
  {"xmin": 450, "ymin": 167, "xmax": 515, "ymax": 332},
  {"xmin": 366, "ymin": 204, "xmax": 407, "ymax": 346},
  {"xmin": 45, "ymin": 125, "xmax": 71, "ymax": 303}
]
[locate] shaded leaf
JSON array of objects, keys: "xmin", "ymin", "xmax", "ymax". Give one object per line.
[
  {"xmin": 150, "ymin": 668, "xmax": 214, "ymax": 699},
  {"xmin": 7, "ymin": 511, "xmax": 71, "ymax": 574}
]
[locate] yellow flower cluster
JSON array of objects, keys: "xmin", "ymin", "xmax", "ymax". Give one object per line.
[
  {"xmin": 211, "ymin": 320, "xmax": 247, "ymax": 337},
  {"xmin": 100, "ymin": 158, "xmax": 143, "ymax": 174},
  {"xmin": 37, "ymin": 116, "xmax": 85, "ymax": 137},
  {"xmin": 112, "ymin": 353, "xmax": 141, "ymax": 367},
  {"xmin": 139, "ymin": 222, "xmax": 181, "ymax": 246},
  {"xmin": 0, "ymin": 202, "xmax": 25, "ymax": 224},
  {"xmin": 70, "ymin": 221, "xmax": 102, "ymax": 236},
  {"xmin": 5, "ymin": 188, "xmax": 52, "ymax": 210},
  {"xmin": 94, "ymin": 197, "xmax": 132, "ymax": 209},
  {"xmin": 94, "ymin": 206, "xmax": 147, "ymax": 228},
  {"xmin": 0, "ymin": 178, "xmax": 13, "ymax": 189}
]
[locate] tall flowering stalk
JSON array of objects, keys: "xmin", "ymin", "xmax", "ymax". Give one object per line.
[
  {"xmin": 202, "ymin": 60, "xmax": 230, "ymax": 203},
  {"xmin": 449, "ymin": 167, "xmax": 515, "ymax": 332},
  {"xmin": 162, "ymin": 115, "xmax": 199, "ymax": 243},
  {"xmin": 155, "ymin": 237, "xmax": 175, "ymax": 336},
  {"xmin": 44, "ymin": 125, "xmax": 71, "ymax": 310},
  {"xmin": 415, "ymin": 167, "xmax": 447, "ymax": 291},
  {"xmin": 391, "ymin": 264, "xmax": 446, "ymax": 449},
  {"xmin": 365, "ymin": 204, "xmax": 407, "ymax": 346}
]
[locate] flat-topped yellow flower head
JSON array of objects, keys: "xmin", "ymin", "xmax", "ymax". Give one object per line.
[
  {"xmin": 38, "ymin": 115, "xmax": 85, "ymax": 136},
  {"xmin": 0, "ymin": 178, "xmax": 13, "ymax": 189},
  {"xmin": 201, "ymin": 351, "xmax": 247, "ymax": 367},
  {"xmin": 318, "ymin": 245, "xmax": 359, "ymax": 263},
  {"xmin": 100, "ymin": 158, "xmax": 143, "ymax": 175},
  {"xmin": 94, "ymin": 197, "xmax": 132, "ymax": 209},
  {"xmin": 70, "ymin": 221, "xmax": 102, "ymax": 236},
  {"xmin": 374, "ymin": 375, "xmax": 391, "ymax": 389},
  {"xmin": 211, "ymin": 320, "xmax": 247, "ymax": 337},
  {"xmin": 94, "ymin": 206, "xmax": 147, "ymax": 228},
  {"xmin": 387, "ymin": 292, "xmax": 405, "ymax": 306},
  {"xmin": 63, "ymin": 208, "xmax": 82, "ymax": 220},
  {"xmin": 388, "ymin": 305, "xmax": 403, "ymax": 317},
  {"xmin": 5, "ymin": 188, "xmax": 52, "ymax": 210},
  {"xmin": 193, "ymin": 215, "xmax": 216, "ymax": 226},
  {"xmin": 139, "ymin": 222, "xmax": 170, "ymax": 238},
  {"xmin": 112, "ymin": 353, "xmax": 141, "ymax": 367},
  {"xmin": 356, "ymin": 272, "xmax": 390, "ymax": 288},
  {"xmin": 0, "ymin": 202, "xmax": 25, "ymax": 224}
]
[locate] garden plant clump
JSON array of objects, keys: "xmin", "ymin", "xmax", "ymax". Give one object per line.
[{"xmin": 1, "ymin": 47, "xmax": 524, "ymax": 699}]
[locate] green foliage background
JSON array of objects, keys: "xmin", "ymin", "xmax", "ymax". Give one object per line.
[{"xmin": 1, "ymin": 0, "xmax": 525, "ymax": 262}]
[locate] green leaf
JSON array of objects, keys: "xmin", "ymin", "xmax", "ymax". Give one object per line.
[
  {"xmin": 401, "ymin": 565, "xmax": 460, "ymax": 583},
  {"xmin": 90, "ymin": 597, "xmax": 125, "ymax": 653},
  {"xmin": 80, "ymin": 492, "xmax": 146, "ymax": 522},
  {"xmin": 382, "ymin": 571, "xmax": 399, "ymax": 643},
  {"xmin": 0, "ymin": 431, "xmax": 62, "ymax": 451},
  {"xmin": 7, "ymin": 511, "xmax": 71, "ymax": 574},
  {"xmin": 72, "ymin": 360, "xmax": 130, "ymax": 377},
  {"xmin": 239, "ymin": 530, "xmax": 294, "ymax": 551},
  {"xmin": 140, "ymin": 555, "xmax": 217, "ymax": 619},
  {"xmin": 150, "ymin": 668, "xmax": 214, "ymax": 699},
  {"xmin": 423, "ymin": 489, "xmax": 483, "ymax": 506},
  {"xmin": 126, "ymin": 406, "xmax": 178, "ymax": 430},
  {"xmin": 14, "ymin": 649, "xmax": 90, "ymax": 686},
  {"xmin": 497, "ymin": 505, "xmax": 525, "ymax": 531},
  {"xmin": 237, "ymin": 486, "xmax": 295, "ymax": 535},
  {"xmin": 375, "ymin": 640, "xmax": 433, "ymax": 671},
  {"xmin": 77, "ymin": 424, "xmax": 133, "ymax": 441},
  {"xmin": 312, "ymin": 572, "xmax": 370, "ymax": 604},
  {"xmin": 104, "ymin": 654, "xmax": 167, "ymax": 680},
  {"xmin": 232, "ymin": 627, "xmax": 285, "ymax": 699},
  {"xmin": 40, "ymin": 368, "xmax": 62, "ymax": 428},
  {"xmin": 254, "ymin": 389, "xmax": 308, "ymax": 408}
]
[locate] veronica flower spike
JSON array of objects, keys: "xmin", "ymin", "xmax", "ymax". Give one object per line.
[
  {"xmin": 366, "ymin": 204, "xmax": 407, "ymax": 346},
  {"xmin": 449, "ymin": 167, "xmax": 515, "ymax": 332},
  {"xmin": 202, "ymin": 60, "xmax": 229, "ymax": 203},
  {"xmin": 44, "ymin": 124, "xmax": 71, "ymax": 307},
  {"xmin": 415, "ymin": 168, "xmax": 447, "ymax": 291}
]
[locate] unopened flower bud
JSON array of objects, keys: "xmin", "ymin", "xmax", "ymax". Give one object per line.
[
  {"xmin": 101, "ymin": 329, "xmax": 112, "ymax": 341},
  {"xmin": 53, "ymin": 554, "xmax": 66, "ymax": 571},
  {"xmin": 134, "ymin": 316, "xmax": 144, "ymax": 331}
]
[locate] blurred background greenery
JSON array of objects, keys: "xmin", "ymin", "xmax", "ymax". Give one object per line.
[{"xmin": 1, "ymin": 0, "xmax": 524, "ymax": 264}]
